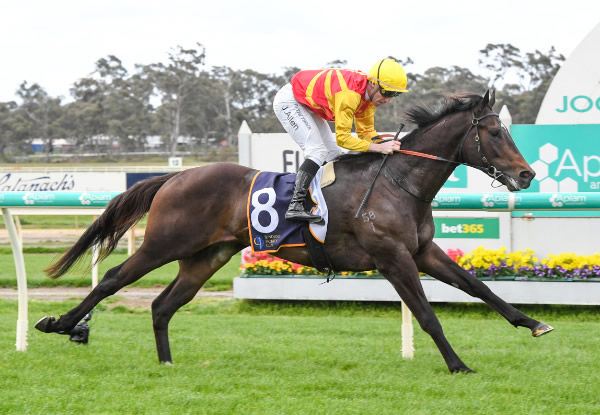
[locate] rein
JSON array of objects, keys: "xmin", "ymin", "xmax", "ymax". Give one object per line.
[{"xmin": 354, "ymin": 123, "xmax": 405, "ymax": 218}]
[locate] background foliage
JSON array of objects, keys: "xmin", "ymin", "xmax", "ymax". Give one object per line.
[{"xmin": 0, "ymin": 43, "xmax": 564, "ymax": 161}]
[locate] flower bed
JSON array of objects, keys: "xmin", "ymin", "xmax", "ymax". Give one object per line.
[{"xmin": 241, "ymin": 246, "xmax": 600, "ymax": 282}]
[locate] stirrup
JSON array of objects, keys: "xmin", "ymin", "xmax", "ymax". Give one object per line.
[{"xmin": 285, "ymin": 205, "xmax": 321, "ymax": 223}]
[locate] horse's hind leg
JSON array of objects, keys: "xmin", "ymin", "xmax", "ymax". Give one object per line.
[
  {"xmin": 35, "ymin": 248, "xmax": 170, "ymax": 335},
  {"xmin": 414, "ymin": 242, "xmax": 553, "ymax": 336},
  {"xmin": 152, "ymin": 242, "xmax": 243, "ymax": 364}
]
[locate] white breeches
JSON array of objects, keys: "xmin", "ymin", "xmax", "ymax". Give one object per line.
[{"xmin": 273, "ymin": 83, "xmax": 342, "ymax": 166}]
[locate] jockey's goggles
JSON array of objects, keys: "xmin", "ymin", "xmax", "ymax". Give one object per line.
[{"xmin": 378, "ymin": 88, "xmax": 402, "ymax": 98}]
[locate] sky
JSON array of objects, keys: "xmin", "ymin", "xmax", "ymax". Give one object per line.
[{"xmin": 1, "ymin": 0, "xmax": 599, "ymax": 103}]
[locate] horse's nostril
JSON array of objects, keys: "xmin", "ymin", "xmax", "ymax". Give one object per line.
[{"xmin": 520, "ymin": 170, "xmax": 535, "ymax": 179}]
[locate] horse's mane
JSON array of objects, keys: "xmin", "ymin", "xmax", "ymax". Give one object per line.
[
  {"xmin": 333, "ymin": 92, "xmax": 483, "ymax": 163},
  {"xmin": 404, "ymin": 93, "xmax": 482, "ymax": 128},
  {"xmin": 334, "ymin": 151, "xmax": 383, "ymax": 164}
]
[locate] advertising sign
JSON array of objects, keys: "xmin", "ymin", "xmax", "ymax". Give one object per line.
[
  {"xmin": 535, "ymin": 23, "xmax": 600, "ymax": 124},
  {"xmin": 511, "ymin": 124, "xmax": 600, "ymax": 217},
  {"xmin": 433, "ymin": 217, "xmax": 499, "ymax": 239},
  {"xmin": 0, "ymin": 172, "xmax": 125, "ymax": 192},
  {"xmin": 512, "ymin": 124, "xmax": 600, "ymax": 193}
]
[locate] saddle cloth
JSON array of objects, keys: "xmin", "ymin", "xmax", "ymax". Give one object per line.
[{"xmin": 247, "ymin": 168, "xmax": 329, "ymax": 253}]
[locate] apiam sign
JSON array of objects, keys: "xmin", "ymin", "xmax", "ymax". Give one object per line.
[{"xmin": 512, "ymin": 124, "xmax": 600, "ymax": 193}]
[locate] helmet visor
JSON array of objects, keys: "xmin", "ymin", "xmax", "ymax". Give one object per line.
[{"xmin": 379, "ymin": 87, "xmax": 402, "ymax": 98}]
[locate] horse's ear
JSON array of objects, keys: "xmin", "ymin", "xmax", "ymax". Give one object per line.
[
  {"xmin": 477, "ymin": 89, "xmax": 491, "ymax": 112},
  {"xmin": 482, "ymin": 90, "xmax": 490, "ymax": 106},
  {"xmin": 489, "ymin": 89, "xmax": 496, "ymax": 108}
]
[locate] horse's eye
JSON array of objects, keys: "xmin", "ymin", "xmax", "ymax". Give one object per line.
[{"xmin": 489, "ymin": 128, "xmax": 500, "ymax": 137}]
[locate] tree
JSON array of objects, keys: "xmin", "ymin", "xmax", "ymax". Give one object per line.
[
  {"xmin": 67, "ymin": 55, "xmax": 155, "ymax": 153},
  {"xmin": 478, "ymin": 45, "xmax": 565, "ymax": 123},
  {"xmin": 69, "ymin": 74, "xmax": 109, "ymax": 152},
  {"xmin": 100, "ymin": 57, "xmax": 154, "ymax": 151},
  {"xmin": 0, "ymin": 101, "xmax": 28, "ymax": 161},
  {"xmin": 376, "ymin": 65, "xmax": 488, "ymax": 131},
  {"xmin": 225, "ymin": 68, "xmax": 284, "ymax": 138},
  {"xmin": 147, "ymin": 43, "xmax": 206, "ymax": 156},
  {"xmin": 478, "ymin": 43, "xmax": 525, "ymax": 89},
  {"xmin": 16, "ymin": 82, "xmax": 64, "ymax": 156}
]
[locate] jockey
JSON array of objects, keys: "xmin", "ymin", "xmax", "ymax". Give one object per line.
[{"xmin": 273, "ymin": 57, "xmax": 409, "ymax": 222}]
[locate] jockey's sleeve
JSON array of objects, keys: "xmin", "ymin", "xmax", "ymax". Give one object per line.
[
  {"xmin": 333, "ymin": 90, "xmax": 375, "ymax": 152},
  {"xmin": 354, "ymin": 104, "xmax": 378, "ymax": 141}
]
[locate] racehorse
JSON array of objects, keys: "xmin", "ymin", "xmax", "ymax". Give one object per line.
[{"xmin": 36, "ymin": 90, "xmax": 553, "ymax": 373}]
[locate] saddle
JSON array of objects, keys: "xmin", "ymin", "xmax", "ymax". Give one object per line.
[
  {"xmin": 247, "ymin": 163, "xmax": 337, "ymax": 274},
  {"xmin": 320, "ymin": 161, "xmax": 336, "ymax": 188}
]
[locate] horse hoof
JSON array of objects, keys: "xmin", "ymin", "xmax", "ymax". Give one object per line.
[
  {"xmin": 532, "ymin": 322, "xmax": 554, "ymax": 337},
  {"xmin": 34, "ymin": 316, "xmax": 56, "ymax": 333},
  {"xmin": 451, "ymin": 366, "xmax": 476, "ymax": 374}
]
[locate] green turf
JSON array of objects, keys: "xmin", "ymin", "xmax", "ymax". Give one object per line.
[
  {"xmin": 0, "ymin": 252, "xmax": 241, "ymax": 291},
  {"xmin": 0, "ymin": 215, "xmax": 96, "ymax": 229},
  {"xmin": 0, "ymin": 299, "xmax": 599, "ymax": 414},
  {"xmin": 0, "ymin": 215, "xmax": 149, "ymax": 229}
]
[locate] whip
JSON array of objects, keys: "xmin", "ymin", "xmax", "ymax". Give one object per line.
[{"xmin": 354, "ymin": 123, "xmax": 405, "ymax": 218}]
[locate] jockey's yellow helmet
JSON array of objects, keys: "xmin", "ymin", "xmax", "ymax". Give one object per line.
[{"xmin": 368, "ymin": 58, "xmax": 409, "ymax": 96}]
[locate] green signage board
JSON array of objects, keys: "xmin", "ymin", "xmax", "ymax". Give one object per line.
[
  {"xmin": 512, "ymin": 124, "xmax": 600, "ymax": 217},
  {"xmin": 433, "ymin": 218, "xmax": 500, "ymax": 239},
  {"xmin": 0, "ymin": 192, "xmax": 120, "ymax": 207},
  {"xmin": 512, "ymin": 124, "xmax": 600, "ymax": 193}
]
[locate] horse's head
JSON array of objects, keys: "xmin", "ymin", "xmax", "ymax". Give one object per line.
[{"xmin": 461, "ymin": 90, "xmax": 535, "ymax": 191}]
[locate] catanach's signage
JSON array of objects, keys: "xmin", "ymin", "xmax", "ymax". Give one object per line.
[
  {"xmin": 0, "ymin": 173, "xmax": 75, "ymax": 191},
  {"xmin": 0, "ymin": 172, "xmax": 153, "ymax": 192}
]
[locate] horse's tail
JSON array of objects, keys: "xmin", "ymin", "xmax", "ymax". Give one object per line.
[{"xmin": 44, "ymin": 172, "xmax": 180, "ymax": 279}]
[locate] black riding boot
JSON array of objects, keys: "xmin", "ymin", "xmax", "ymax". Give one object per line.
[{"xmin": 286, "ymin": 159, "xmax": 321, "ymax": 223}]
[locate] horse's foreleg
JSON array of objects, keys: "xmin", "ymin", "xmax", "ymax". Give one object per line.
[
  {"xmin": 378, "ymin": 251, "xmax": 474, "ymax": 373},
  {"xmin": 151, "ymin": 242, "xmax": 243, "ymax": 364},
  {"xmin": 36, "ymin": 249, "xmax": 168, "ymax": 335},
  {"xmin": 414, "ymin": 242, "xmax": 553, "ymax": 336}
]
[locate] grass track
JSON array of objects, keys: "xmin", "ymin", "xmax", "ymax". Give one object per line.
[
  {"xmin": 1, "ymin": 299, "xmax": 599, "ymax": 414},
  {"xmin": 0, "ymin": 252, "xmax": 241, "ymax": 291}
]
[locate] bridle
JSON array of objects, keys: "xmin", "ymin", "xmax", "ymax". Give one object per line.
[
  {"xmin": 355, "ymin": 107, "xmax": 509, "ymax": 216},
  {"xmin": 387, "ymin": 109, "xmax": 507, "ymax": 185},
  {"xmin": 456, "ymin": 110, "xmax": 505, "ymax": 183},
  {"xmin": 382, "ymin": 109, "xmax": 508, "ymax": 202}
]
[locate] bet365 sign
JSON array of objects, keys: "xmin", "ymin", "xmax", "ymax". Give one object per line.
[
  {"xmin": 512, "ymin": 124, "xmax": 600, "ymax": 192},
  {"xmin": 433, "ymin": 218, "xmax": 499, "ymax": 239}
]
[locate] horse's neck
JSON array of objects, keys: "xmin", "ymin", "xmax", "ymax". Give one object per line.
[{"xmin": 386, "ymin": 113, "xmax": 468, "ymax": 201}]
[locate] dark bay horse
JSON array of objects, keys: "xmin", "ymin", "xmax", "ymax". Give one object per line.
[{"xmin": 36, "ymin": 90, "xmax": 553, "ymax": 373}]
